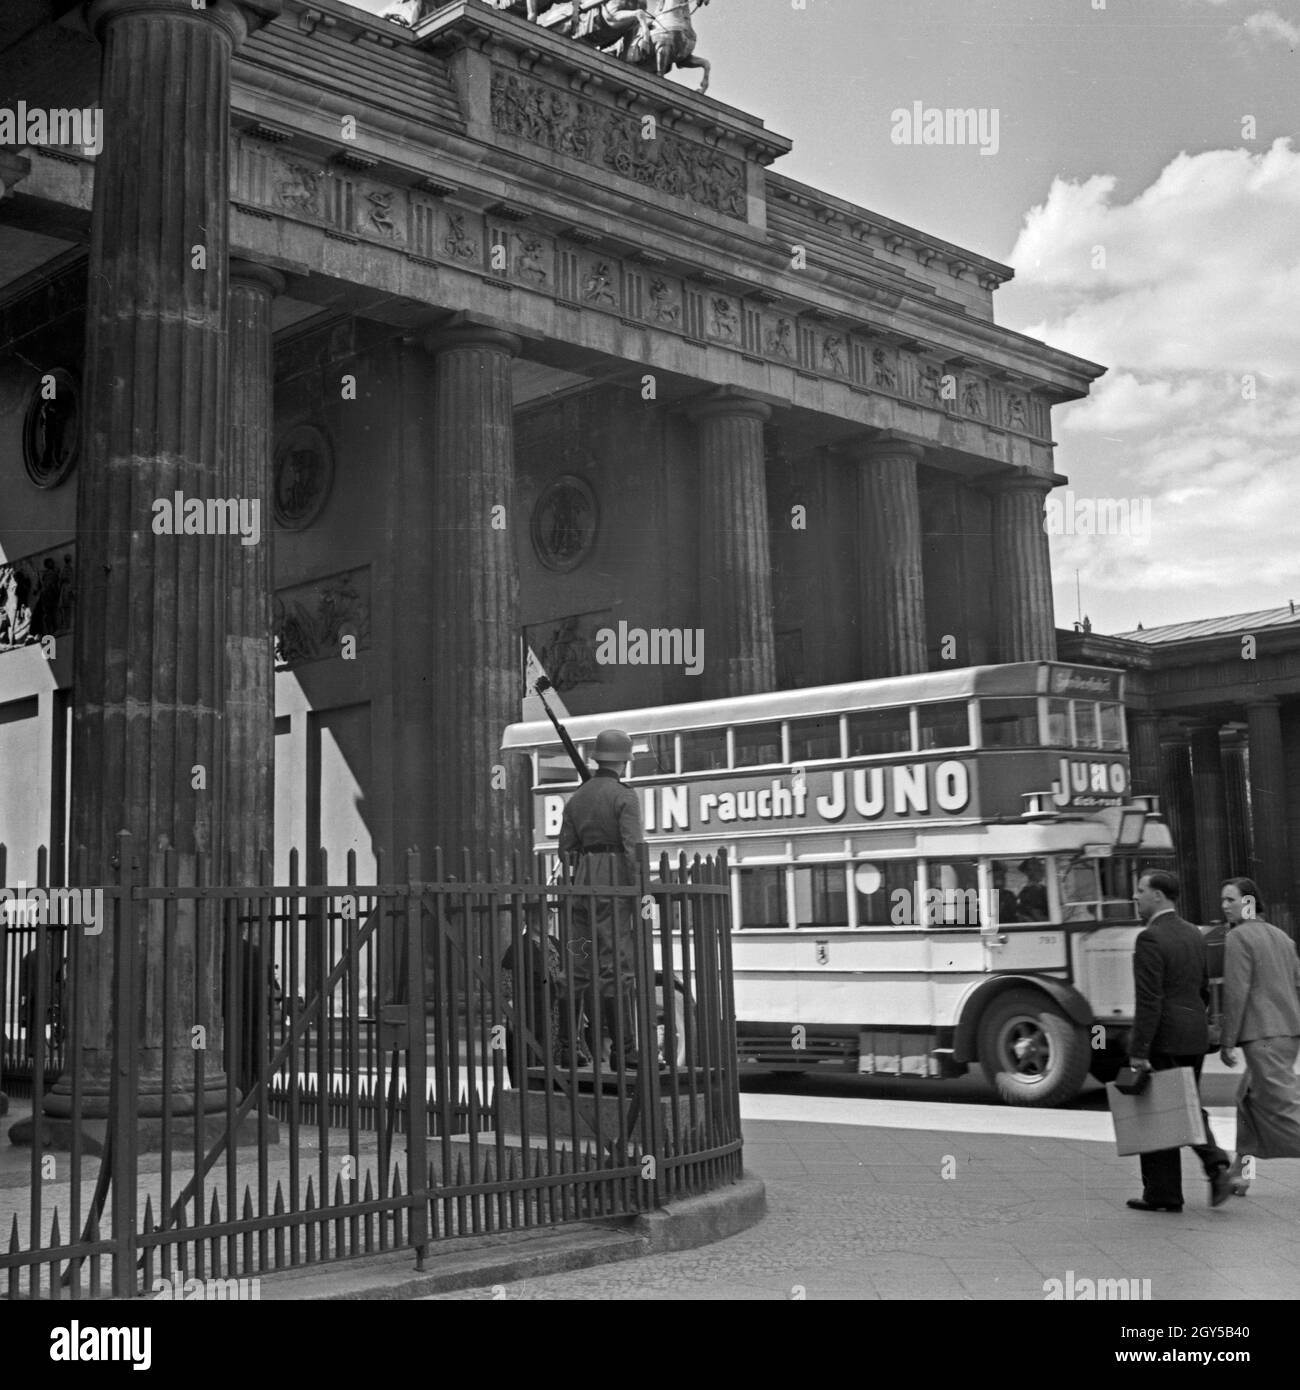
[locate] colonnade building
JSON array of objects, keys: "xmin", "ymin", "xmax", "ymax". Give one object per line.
[{"xmin": 0, "ymin": 0, "xmax": 1103, "ymax": 892}]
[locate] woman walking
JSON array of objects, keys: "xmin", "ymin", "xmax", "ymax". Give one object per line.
[{"xmin": 1218, "ymin": 878, "xmax": 1300, "ymax": 1193}]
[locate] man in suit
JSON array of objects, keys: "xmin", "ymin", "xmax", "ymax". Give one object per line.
[
  {"xmin": 559, "ymin": 729, "xmax": 645, "ymax": 1068},
  {"xmin": 1126, "ymin": 869, "xmax": 1231, "ymax": 1212}
]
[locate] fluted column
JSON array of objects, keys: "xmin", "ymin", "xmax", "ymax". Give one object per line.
[
  {"xmin": 990, "ymin": 473, "xmax": 1057, "ymax": 662},
  {"xmin": 1246, "ymin": 698, "xmax": 1291, "ymax": 930},
  {"xmin": 1127, "ymin": 712, "xmax": 1163, "ymax": 800},
  {"xmin": 845, "ymin": 437, "xmax": 926, "ymax": 677},
  {"xmin": 50, "ymin": 0, "xmax": 277, "ymax": 1124},
  {"xmin": 690, "ymin": 393, "xmax": 776, "ymax": 699},
  {"xmin": 1188, "ymin": 720, "xmax": 1229, "ymax": 924},
  {"xmin": 426, "ymin": 323, "xmax": 522, "ymax": 868},
  {"xmin": 225, "ymin": 261, "xmax": 283, "ymax": 885}
]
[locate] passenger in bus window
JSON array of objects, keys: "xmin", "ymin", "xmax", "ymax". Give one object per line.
[
  {"xmin": 1015, "ymin": 859, "xmax": 1048, "ymax": 922},
  {"xmin": 992, "ymin": 866, "xmax": 1018, "ymax": 927},
  {"xmin": 1060, "ymin": 860, "xmax": 1099, "ymax": 921}
]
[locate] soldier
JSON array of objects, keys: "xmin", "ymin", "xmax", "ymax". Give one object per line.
[{"xmin": 559, "ymin": 729, "xmax": 645, "ymax": 1068}]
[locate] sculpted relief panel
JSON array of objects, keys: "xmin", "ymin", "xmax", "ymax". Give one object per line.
[
  {"xmin": 489, "ymin": 70, "xmax": 747, "ymax": 221},
  {"xmin": 231, "ymin": 131, "xmax": 1050, "ymax": 441}
]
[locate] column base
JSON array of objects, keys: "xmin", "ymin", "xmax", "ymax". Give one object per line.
[{"xmin": 9, "ymin": 1109, "xmax": 280, "ymax": 1153}]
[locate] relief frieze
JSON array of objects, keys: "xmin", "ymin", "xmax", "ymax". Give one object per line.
[
  {"xmin": 490, "ymin": 69, "xmax": 747, "ymax": 221},
  {"xmin": 233, "ymin": 131, "xmax": 1050, "ymax": 441}
]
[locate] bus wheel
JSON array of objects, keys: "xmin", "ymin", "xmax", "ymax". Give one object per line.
[{"xmin": 976, "ymin": 989, "xmax": 1090, "ymax": 1107}]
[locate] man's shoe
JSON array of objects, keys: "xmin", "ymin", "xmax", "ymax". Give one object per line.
[
  {"xmin": 1209, "ymin": 1166, "xmax": 1233, "ymax": 1207},
  {"xmin": 1126, "ymin": 1198, "xmax": 1183, "ymax": 1213}
]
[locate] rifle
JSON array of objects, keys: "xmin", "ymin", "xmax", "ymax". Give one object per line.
[{"xmin": 534, "ymin": 676, "xmax": 590, "ymax": 782}]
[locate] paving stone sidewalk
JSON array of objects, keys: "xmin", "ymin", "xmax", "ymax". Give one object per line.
[{"xmin": 424, "ymin": 1113, "xmax": 1300, "ymax": 1300}]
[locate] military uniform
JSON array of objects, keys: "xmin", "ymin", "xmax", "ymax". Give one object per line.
[{"xmin": 559, "ymin": 761, "xmax": 645, "ymax": 1063}]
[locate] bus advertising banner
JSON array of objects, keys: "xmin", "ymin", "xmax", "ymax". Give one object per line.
[{"xmin": 535, "ymin": 750, "xmax": 1130, "ymax": 841}]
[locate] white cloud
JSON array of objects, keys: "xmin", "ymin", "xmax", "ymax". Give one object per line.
[
  {"xmin": 1006, "ymin": 141, "xmax": 1300, "ymax": 629},
  {"xmin": 1243, "ymin": 11, "xmax": 1300, "ymax": 45}
]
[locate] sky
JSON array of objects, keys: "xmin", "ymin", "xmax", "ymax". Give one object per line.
[{"xmin": 350, "ymin": 0, "xmax": 1300, "ymax": 636}]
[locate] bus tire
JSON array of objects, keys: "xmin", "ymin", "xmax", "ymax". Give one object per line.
[{"xmin": 976, "ymin": 988, "xmax": 1091, "ymax": 1107}]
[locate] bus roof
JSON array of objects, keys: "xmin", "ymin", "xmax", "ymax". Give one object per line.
[{"xmin": 502, "ymin": 661, "xmax": 1125, "ymax": 751}]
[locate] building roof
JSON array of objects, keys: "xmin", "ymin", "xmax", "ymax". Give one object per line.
[{"xmin": 1112, "ymin": 606, "xmax": 1300, "ymax": 645}]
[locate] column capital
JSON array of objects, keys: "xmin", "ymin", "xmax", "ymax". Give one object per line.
[
  {"xmin": 686, "ymin": 390, "xmax": 772, "ymax": 426},
  {"xmin": 992, "ymin": 470, "xmax": 1055, "ymax": 497},
  {"xmin": 230, "ymin": 259, "xmax": 285, "ymax": 297},
  {"xmin": 87, "ymin": 0, "xmax": 280, "ymax": 45},
  {"xmin": 833, "ymin": 433, "xmax": 925, "ymax": 465},
  {"xmin": 424, "ymin": 319, "xmax": 522, "ymax": 359},
  {"xmin": 1246, "ymin": 695, "xmax": 1281, "ymax": 710}
]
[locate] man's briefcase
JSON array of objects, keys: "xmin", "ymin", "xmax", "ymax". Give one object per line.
[{"xmin": 1107, "ymin": 1066, "xmax": 1207, "ymax": 1156}]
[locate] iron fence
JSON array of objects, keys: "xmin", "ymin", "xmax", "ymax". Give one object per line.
[{"xmin": 0, "ymin": 838, "xmax": 739, "ymax": 1298}]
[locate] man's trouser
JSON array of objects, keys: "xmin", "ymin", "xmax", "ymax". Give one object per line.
[
  {"xmin": 1138, "ymin": 1052, "xmax": 1229, "ymax": 1205},
  {"xmin": 569, "ymin": 879, "xmax": 636, "ymax": 1060}
]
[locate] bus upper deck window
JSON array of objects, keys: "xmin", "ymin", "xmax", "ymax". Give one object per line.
[
  {"xmin": 1099, "ymin": 703, "xmax": 1125, "ymax": 750},
  {"xmin": 789, "ymin": 715, "xmax": 841, "ymax": 763},
  {"xmin": 680, "ymin": 728, "xmax": 728, "ymax": 773},
  {"xmin": 631, "ymin": 735, "xmax": 674, "ymax": 779},
  {"xmin": 917, "ymin": 701, "xmax": 969, "ymax": 752},
  {"xmin": 847, "ymin": 707, "xmax": 911, "ymax": 757},
  {"xmin": 979, "ymin": 698, "xmax": 1039, "ymax": 749},
  {"xmin": 734, "ymin": 721, "xmax": 783, "ymax": 767},
  {"xmin": 1074, "ymin": 702, "xmax": 1101, "ymax": 749},
  {"xmin": 1046, "ymin": 698, "xmax": 1071, "ymax": 746}
]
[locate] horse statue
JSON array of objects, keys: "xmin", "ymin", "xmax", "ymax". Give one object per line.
[
  {"xmin": 380, "ymin": 0, "xmax": 428, "ymax": 25},
  {"xmin": 491, "ymin": 0, "xmax": 648, "ymax": 54},
  {"xmin": 626, "ymin": 0, "xmax": 711, "ymax": 94}
]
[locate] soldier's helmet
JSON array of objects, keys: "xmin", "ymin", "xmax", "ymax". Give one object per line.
[{"xmin": 593, "ymin": 728, "xmax": 633, "ymax": 763}]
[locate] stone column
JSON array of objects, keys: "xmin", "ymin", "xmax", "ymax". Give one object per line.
[
  {"xmin": 225, "ymin": 261, "xmax": 283, "ymax": 885},
  {"xmin": 690, "ymin": 393, "xmax": 776, "ymax": 699},
  {"xmin": 990, "ymin": 473, "xmax": 1056, "ymax": 662},
  {"xmin": 425, "ymin": 323, "xmax": 523, "ymax": 870},
  {"xmin": 44, "ymin": 0, "xmax": 278, "ymax": 1129},
  {"xmin": 1127, "ymin": 712, "xmax": 1163, "ymax": 800},
  {"xmin": 1188, "ymin": 720, "xmax": 1229, "ymax": 924},
  {"xmin": 844, "ymin": 437, "xmax": 926, "ymax": 677},
  {"xmin": 1246, "ymin": 698, "xmax": 1292, "ymax": 931}
]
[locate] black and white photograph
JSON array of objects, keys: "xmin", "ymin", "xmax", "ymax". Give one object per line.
[{"xmin": 0, "ymin": 0, "xmax": 1296, "ymax": 1352}]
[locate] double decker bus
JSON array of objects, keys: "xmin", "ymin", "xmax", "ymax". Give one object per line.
[{"xmin": 502, "ymin": 662, "xmax": 1174, "ymax": 1106}]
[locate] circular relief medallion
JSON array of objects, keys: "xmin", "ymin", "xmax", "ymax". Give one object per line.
[
  {"xmin": 531, "ymin": 474, "xmax": 598, "ymax": 573},
  {"xmin": 273, "ymin": 424, "xmax": 334, "ymax": 530},
  {"xmin": 23, "ymin": 368, "xmax": 80, "ymax": 489}
]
